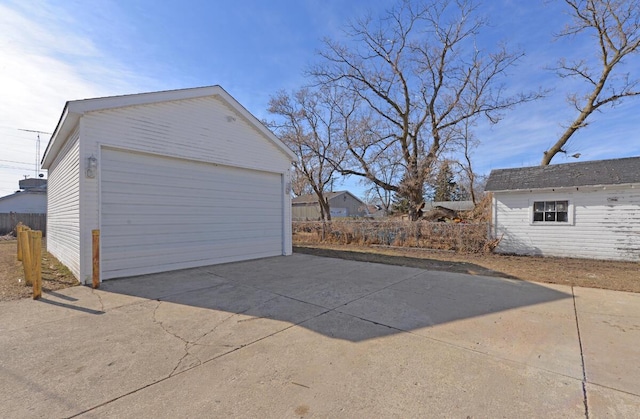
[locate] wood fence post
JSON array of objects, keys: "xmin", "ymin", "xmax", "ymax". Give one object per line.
[
  {"xmin": 19, "ymin": 229, "xmax": 33, "ymax": 286},
  {"xmin": 31, "ymin": 231, "xmax": 42, "ymax": 299},
  {"xmin": 16, "ymin": 224, "xmax": 25, "ymax": 261},
  {"xmin": 92, "ymin": 230, "xmax": 100, "ymax": 288}
]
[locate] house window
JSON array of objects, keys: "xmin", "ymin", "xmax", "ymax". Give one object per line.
[{"xmin": 533, "ymin": 200, "xmax": 569, "ymax": 222}]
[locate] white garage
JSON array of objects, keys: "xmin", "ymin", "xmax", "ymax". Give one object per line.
[{"xmin": 41, "ymin": 86, "xmax": 296, "ymax": 283}]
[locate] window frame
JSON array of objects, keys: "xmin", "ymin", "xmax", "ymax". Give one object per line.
[{"xmin": 530, "ymin": 199, "xmax": 574, "ymax": 226}]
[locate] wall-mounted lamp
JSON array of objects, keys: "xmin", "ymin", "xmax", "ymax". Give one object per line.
[
  {"xmin": 86, "ymin": 155, "xmax": 98, "ymax": 178},
  {"xmin": 285, "ymin": 182, "xmax": 291, "ymax": 195}
]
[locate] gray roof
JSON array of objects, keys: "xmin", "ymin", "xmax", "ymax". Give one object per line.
[
  {"xmin": 292, "ymin": 191, "xmax": 364, "ymax": 205},
  {"xmin": 0, "ymin": 187, "xmax": 47, "ymax": 203},
  {"xmin": 485, "ymin": 156, "xmax": 640, "ymax": 192},
  {"xmin": 424, "ymin": 201, "xmax": 475, "ymax": 211}
]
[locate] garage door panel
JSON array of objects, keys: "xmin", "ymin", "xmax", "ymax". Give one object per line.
[
  {"xmin": 101, "ymin": 213, "xmax": 282, "ymax": 230},
  {"xmin": 100, "ymin": 149, "xmax": 284, "ymax": 280},
  {"xmin": 101, "ymin": 179, "xmax": 281, "ymax": 199},
  {"xmin": 101, "ymin": 222, "xmax": 282, "ymax": 238},
  {"xmin": 102, "ymin": 227, "xmax": 283, "ymax": 248},
  {"xmin": 102, "ymin": 169, "xmax": 280, "ymax": 192},
  {"xmin": 102, "ymin": 156, "xmax": 280, "ymax": 186},
  {"xmin": 100, "ymin": 198, "xmax": 282, "ymax": 213},
  {"xmin": 103, "ymin": 240, "xmax": 281, "ymax": 273},
  {"xmin": 100, "ymin": 203, "xmax": 282, "ymax": 218}
]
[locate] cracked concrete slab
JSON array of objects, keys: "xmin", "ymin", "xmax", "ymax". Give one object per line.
[
  {"xmin": 1, "ymin": 254, "xmax": 638, "ymax": 418},
  {"xmin": 587, "ymin": 384, "xmax": 640, "ymax": 417},
  {"xmin": 99, "ymin": 267, "xmax": 229, "ymax": 304},
  {"xmin": 0, "ymin": 301, "xmax": 183, "ymax": 419},
  {"xmin": 574, "ymin": 287, "xmax": 640, "ymax": 396},
  {"xmin": 0, "ymin": 286, "xmax": 105, "ymax": 334},
  {"xmin": 85, "ymin": 311, "xmax": 586, "ymax": 418},
  {"xmin": 336, "ymin": 272, "xmax": 582, "ymax": 377}
]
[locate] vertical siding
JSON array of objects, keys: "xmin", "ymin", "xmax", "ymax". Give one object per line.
[
  {"xmin": 47, "ymin": 131, "xmax": 80, "ymax": 279},
  {"xmin": 494, "ymin": 187, "xmax": 640, "ymax": 261}
]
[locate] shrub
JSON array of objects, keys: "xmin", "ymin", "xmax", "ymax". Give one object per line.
[{"xmin": 292, "ymin": 220, "xmax": 491, "ymax": 253}]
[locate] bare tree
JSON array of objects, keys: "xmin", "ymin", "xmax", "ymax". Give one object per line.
[
  {"xmin": 290, "ymin": 169, "xmax": 313, "ymax": 197},
  {"xmin": 310, "ymin": 0, "xmax": 541, "ymax": 219},
  {"xmin": 268, "ymin": 87, "xmax": 348, "ymax": 220},
  {"xmin": 361, "ymin": 151, "xmax": 403, "ymax": 215},
  {"xmin": 542, "ymin": 0, "xmax": 640, "ymax": 165},
  {"xmin": 450, "ymin": 119, "xmax": 481, "ymax": 204}
]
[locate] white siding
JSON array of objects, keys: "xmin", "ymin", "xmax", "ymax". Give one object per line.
[
  {"xmin": 46, "ymin": 131, "xmax": 80, "ymax": 279},
  {"xmin": 99, "ymin": 148, "xmax": 284, "ymax": 279},
  {"xmin": 493, "ymin": 186, "xmax": 640, "ymax": 261},
  {"xmin": 77, "ymin": 95, "xmax": 292, "ymax": 281},
  {"xmin": 82, "ymin": 96, "xmax": 289, "ymax": 173}
]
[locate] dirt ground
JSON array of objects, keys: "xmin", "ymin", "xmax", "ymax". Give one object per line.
[
  {"xmin": 294, "ymin": 244, "xmax": 640, "ymax": 293},
  {"xmin": 2, "ymin": 236, "xmax": 638, "ymax": 301},
  {"xmin": 0, "ymin": 238, "xmax": 79, "ymax": 302}
]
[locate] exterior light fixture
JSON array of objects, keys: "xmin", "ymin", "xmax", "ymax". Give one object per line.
[{"xmin": 86, "ymin": 155, "xmax": 98, "ymax": 178}]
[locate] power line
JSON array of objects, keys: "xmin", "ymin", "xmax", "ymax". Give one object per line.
[
  {"xmin": 0, "ymin": 164, "xmax": 37, "ymax": 171},
  {"xmin": 18, "ymin": 129, "xmax": 51, "ymax": 178},
  {"xmin": 0, "ymin": 159, "xmax": 32, "ymax": 165}
]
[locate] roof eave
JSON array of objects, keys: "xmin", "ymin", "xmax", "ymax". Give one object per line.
[
  {"xmin": 41, "ymin": 86, "xmax": 297, "ymax": 168},
  {"xmin": 41, "ymin": 105, "xmax": 80, "ymax": 169},
  {"xmin": 488, "ymin": 182, "xmax": 640, "ymax": 193}
]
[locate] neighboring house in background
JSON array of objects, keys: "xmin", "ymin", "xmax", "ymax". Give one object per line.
[
  {"xmin": 366, "ymin": 201, "xmax": 475, "ymax": 219},
  {"xmin": 292, "ymin": 191, "xmax": 368, "ymax": 220},
  {"xmin": 423, "ymin": 201, "xmax": 475, "ymax": 212},
  {"xmin": 0, "ymin": 179, "xmax": 47, "ymax": 213},
  {"xmin": 485, "ymin": 156, "xmax": 640, "ymax": 261},
  {"xmin": 41, "ymin": 86, "xmax": 296, "ymax": 283},
  {"xmin": 19, "ymin": 178, "xmax": 48, "ymax": 191}
]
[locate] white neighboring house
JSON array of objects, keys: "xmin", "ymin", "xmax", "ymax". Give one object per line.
[
  {"xmin": 41, "ymin": 86, "xmax": 296, "ymax": 283},
  {"xmin": 485, "ymin": 156, "xmax": 640, "ymax": 261},
  {"xmin": 0, "ymin": 185, "xmax": 47, "ymax": 213}
]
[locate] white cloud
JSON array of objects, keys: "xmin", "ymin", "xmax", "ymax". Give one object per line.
[{"xmin": 0, "ymin": 1, "xmax": 159, "ymax": 196}]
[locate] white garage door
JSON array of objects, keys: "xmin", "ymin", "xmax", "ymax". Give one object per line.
[{"xmin": 100, "ymin": 148, "xmax": 284, "ymax": 280}]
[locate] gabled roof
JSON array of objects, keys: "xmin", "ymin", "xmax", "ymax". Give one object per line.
[
  {"xmin": 292, "ymin": 190, "xmax": 365, "ymax": 205},
  {"xmin": 41, "ymin": 85, "xmax": 296, "ymax": 169},
  {"xmin": 485, "ymin": 156, "xmax": 640, "ymax": 192}
]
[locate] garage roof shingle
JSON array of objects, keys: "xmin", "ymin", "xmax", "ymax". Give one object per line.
[{"xmin": 485, "ymin": 156, "xmax": 640, "ymax": 192}]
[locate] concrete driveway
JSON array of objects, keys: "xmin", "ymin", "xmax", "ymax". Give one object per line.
[{"xmin": 1, "ymin": 253, "xmax": 638, "ymax": 418}]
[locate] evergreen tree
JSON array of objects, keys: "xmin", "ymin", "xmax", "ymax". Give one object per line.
[{"xmin": 433, "ymin": 162, "xmax": 458, "ymax": 202}]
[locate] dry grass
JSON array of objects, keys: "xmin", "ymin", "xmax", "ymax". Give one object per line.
[
  {"xmin": 0, "ymin": 238, "xmax": 79, "ymax": 301},
  {"xmin": 293, "ymin": 220, "xmax": 492, "ymax": 253},
  {"xmin": 295, "ymin": 244, "xmax": 640, "ymax": 293}
]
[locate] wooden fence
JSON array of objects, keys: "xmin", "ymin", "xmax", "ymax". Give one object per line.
[
  {"xmin": 0, "ymin": 213, "xmax": 46, "ymax": 236},
  {"xmin": 293, "ymin": 220, "xmax": 493, "ymax": 253}
]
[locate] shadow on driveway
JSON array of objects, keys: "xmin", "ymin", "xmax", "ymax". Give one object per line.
[{"xmin": 98, "ymin": 253, "xmax": 572, "ymax": 342}]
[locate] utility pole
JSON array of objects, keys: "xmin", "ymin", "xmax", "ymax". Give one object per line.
[{"xmin": 18, "ymin": 129, "xmax": 52, "ymax": 178}]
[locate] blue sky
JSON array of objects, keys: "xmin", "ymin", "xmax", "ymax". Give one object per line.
[{"xmin": 1, "ymin": 0, "xmax": 638, "ymax": 198}]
